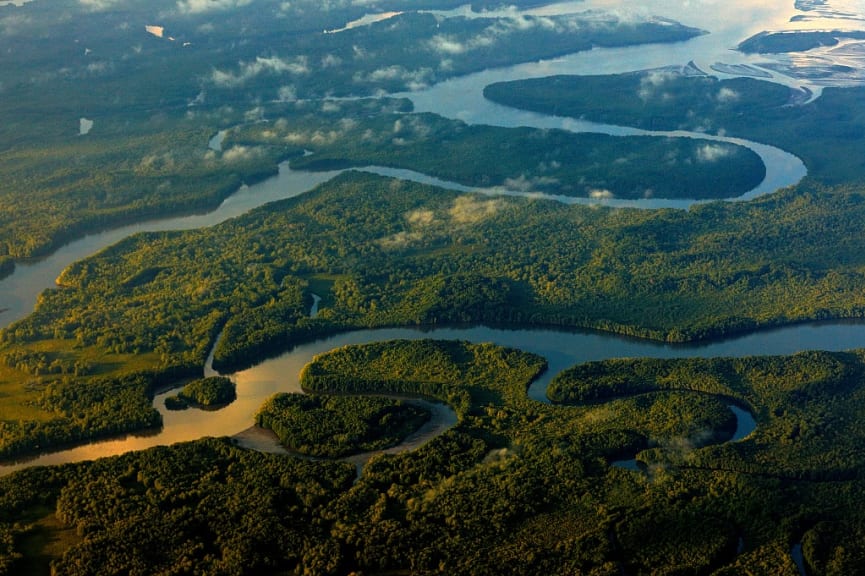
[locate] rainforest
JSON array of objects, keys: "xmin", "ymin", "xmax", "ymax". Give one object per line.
[{"xmin": 1, "ymin": 0, "xmax": 865, "ymax": 574}]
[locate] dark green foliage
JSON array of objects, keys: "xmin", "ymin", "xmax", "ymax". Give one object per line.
[
  {"xmin": 738, "ymin": 30, "xmax": 865, "ymax": 54},
  {"xmin": 9, "ymin": 172, "xmax": 865, "ymax": 455},
  {"xmin": 0, "ymin": 373, "xmax": 164, "ymax": 460},
  {"xmin": 278, "ymin": 114, "xmax": 764, "ymax": 200},
  {"xmin": 801, "ymin": 521, "xmax": 865, "ymax": 576},
  {"xmin": 256, "ymin": 393, "xmax": 430, "ymax": 457},
  {"xmin": 484, "ymin": 71, "xmax": 865, "ymax": 185},
  {"xmin": 165, "ymin": 376, "xmax": 236, "ymax": 410},
  {"xmin": 300, "ymin": 339, "xmax": 547, "ymax": 419},
  {"xmin": 6, "ymin": 341, "xmax": 865, "ymax": 573},
  {"xmin": 0, "ymin": 438, "xmax": 355, "ymax": 576},
  {"xmin": 0, "ymin": 0, "xmax": 700, "ymax": 262}
]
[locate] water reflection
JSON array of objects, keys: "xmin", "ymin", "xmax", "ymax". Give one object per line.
[{"xmin": 4, "ymin": 320, "xmax": 864, "ymax": 476}]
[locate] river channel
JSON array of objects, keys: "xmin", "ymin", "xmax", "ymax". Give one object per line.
[{"xmin": 0, "ymin": 1, "xmax": 860, "ymax": 476}]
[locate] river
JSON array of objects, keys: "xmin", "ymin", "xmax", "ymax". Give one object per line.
[
  {"xmin": 3, "ymin": 320, "xmax": 865, "ymax": 476},
  {"xmin": 0, "ymin": 0, "xmax": 861, "ymax": 475}
]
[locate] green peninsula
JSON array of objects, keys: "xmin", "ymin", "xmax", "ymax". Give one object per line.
[{"xmin": 484, "ymin": 70, "xmax": 865, "ymax": 184}]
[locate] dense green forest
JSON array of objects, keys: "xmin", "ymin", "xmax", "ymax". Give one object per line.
[
  {"xmin": 243, "ymin": 106, "xmax": 763, "ymax": 200},
  {"xmin": 484, "ymin": 70, "xmax": 865, "ymax": 184},
  {"xmin": 3, "ymin": 340, "xmax": 865, "ymax": 574},
  {"xmin": 737, "ymin": 30, "xmax": 865, "ymax": 54},
  {"xmin": 0, "ymin": 0, "xmax": 701, "ymax": 264},
  {"xmin": 164, "ymin": 376, "xmax": 236, "ymax": 411},
  {"xmin": 0, "ymin": 92, "xmax": 762, "ymax": 267},
  {"xmin": 6, "ymin": 172, "xmax": 865, "ymax": 456},
  {"xmin": 4, "ymin": 0, "xmax": 865, "ymax": 573},
  {"xmin": 256, "ymin": 393, "xmax": 430, "ymax": 457}
]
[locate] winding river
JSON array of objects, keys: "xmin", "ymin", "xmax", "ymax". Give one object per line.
[{"xmin": 0, "ymin": 1, "xmax": 861, "ymax": 476}]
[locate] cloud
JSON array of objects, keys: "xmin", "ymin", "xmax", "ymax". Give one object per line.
[
  {"xmin": 426, "ymin": 14, "xmax": 592, "ymax": 58},
  {"xmin": 78, "ymin": 0, "xmax": 123, "ymax": 10},
  {"xmin": 222, "ymin": 145, "xmax": 264, "ymax": 162},
  {"xmin": 353, "ymin": 66, "xmax": 433, "ymax": 91},
  {"xmin": 428, "ymin": 35, "xmax": 470, "ymax": 55},
  {"xmin": 696, "ymin": 144, "xmax": 732, "ymax": 163},
  {"xmin": 717, "ymin": 87, "xmax": 740, "ymax": 103},
  {"xmin": 176, "ymin": 0, "xmax": 252, "ymax": 14},
  {"xmin": 407, "ymin": 209, "xmax": 436, "ymax": 226},
  {"xmin": 277, "ymin": 85, "xmax": 297, "ymax": 102},
  {"xmin": 211, "ymin": 55, "xmax": 309, "ymax": 88},
  {"xmin": 638, "ymin": 70, "xmax": 676, "ymax": 100},
  {"xmin": 0, "ymin": 13, "xmax": 32, "ymax": 36},
  {"xmin": 449, "ymin": 196, "xmax": 503, "ymax": 224},
  {"xmin": 321, "ymin": 53, "xmax": 342, "ymax": 68},
  {"xmin": 503, "ymin": 174, "xmax": 560, "ymax": 192},
  {"xmin": 590, "ymin": 189, "xmax": 615, "ymax": 199}
]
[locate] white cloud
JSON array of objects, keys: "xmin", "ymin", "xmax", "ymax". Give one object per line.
[
  {"xmin": 504, "ymin": 174, "xmax": 560, "ymax": 192},
  {"xmin": 78, "ymin": 0, "xmax": 123, "ymax": 10},
  {"xmin": 697, "ymin": 144, "xmax": 732, "ymax": 163},
  {"xmin": 211, "ymin": 55, "xmax": 309, "ymax": 88},
  {"xmin": 79, "ymin": 118, "xmax": 94, "ymax": 136},
  {"xmin": 277, "ymin": 85, "xmax": 297, "ymax": 102},
  {"xmin": 0, "ymin": 13, "xmax": 32, "ymax": 36},
  {"xmin": 639, "ymin": 70, "xmax": 676, "ymax": 100},
  {"xmin": 589, "ymin": 188, "xmax": 615, "ymax": 199},
  {"xmin": 354, "ymin": 66, "xmax": 433, "ymax": 90},
  {"xmin": 321, "ymin": 53, "xmax": 342, "ymax": 68},
  {"xmin": 176, "ymin": 0, "xmax": 252, "ymax": 14},
  {"xmin": 717, "ymin": 87, "xmax": 739, "ymax": 103},
  {"xmin": 222, "ymin": 145, "xmax": 263, "ymax": 162},
  {"xmin": 406, "ymin": 209, "xmax": 436, "ymax": 228},
  {"xmin": 449, "ymin": 196, "xmax": 503, "ymax": 224}
]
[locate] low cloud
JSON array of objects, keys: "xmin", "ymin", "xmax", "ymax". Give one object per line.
[
  {"xmin": 449, "ymin": 195, "xmax": 503, "ymax": 224},
  {"xmin": 697, "ymin": 144, "xmax": 732, "ymax": 163},
  {"xmin": 406, "ymin": 209, "xmax": 436, "ymax": 226},
  {"xmin": 504, "ymin": 174, "xmax": 560, "ymax": 192},
  {"xmin": 717, "ymin": 87, "xmax": 740, "ymax": 103},
  {"xmin": 176, "ymin": 0, "xmax": 252, "ymax": 14},
  {"xmin": 590, "ymin": 188, "xmax": 615, "ymax": 199},
  {"xmin": 222, "ymin": 145, "xmax": 264, "ymax": 162},
  {"xmin": 277, "ymin": 85, "xmax": 297, "ymax": 102},
  {"xmin": 211, "ymin": 55, "xmax": 309, "ymax": 88},
  {"xmin": 353, "ymin": 66, "xmax": 433, "ymax": 91},
  {"xmin": 78, "ymin": 0, "xmax": 122, "ymax": 10},
  {"xmin": 638, "ymin": 70, "xmax": 676, "ymax": 101}
]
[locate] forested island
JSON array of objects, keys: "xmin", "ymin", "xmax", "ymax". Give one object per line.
[{"xmin": 164, "ymin": 376, "xmax": 236, "ymax": 411}]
